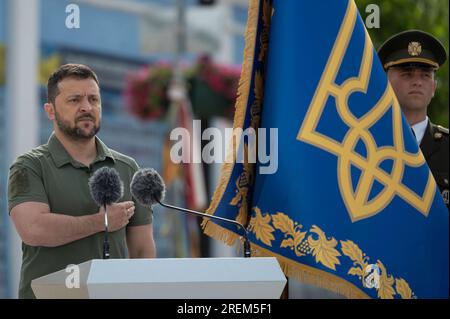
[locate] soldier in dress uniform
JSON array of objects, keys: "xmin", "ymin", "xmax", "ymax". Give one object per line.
[{"xmin": 378, "ymin": 30, "xmax": 449, "ymax": 209}]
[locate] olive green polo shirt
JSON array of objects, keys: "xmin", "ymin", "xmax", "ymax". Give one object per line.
[{"xmin": 8, "ymin": 133, "xmax": 152, "ymax": 299}]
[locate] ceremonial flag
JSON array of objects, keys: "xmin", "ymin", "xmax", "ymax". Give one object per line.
[{"xmin": 203, "ymin": 0, "xmax": 448, "ymax": 299}]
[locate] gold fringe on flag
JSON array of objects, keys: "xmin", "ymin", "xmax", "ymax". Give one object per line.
[
  {"xmin": 201, "ymin": 0, "xmax": 261, "ymax": 245},
  {"xmin": 252, "ymin": 244, "xmax": 370, "ymax": 299}
]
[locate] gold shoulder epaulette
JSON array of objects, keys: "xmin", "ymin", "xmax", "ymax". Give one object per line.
[{"xmin": 436, "ymin": 125, "xmax": 449, "ymax": 135}]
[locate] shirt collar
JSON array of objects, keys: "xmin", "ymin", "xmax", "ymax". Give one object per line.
[
  {"xmin": 47, "ymin": 133, "xmax": 115, "ymax": 168},
  {"xmin": 411, "ymin": 116, "xmax": 429, "ymax": 145}
]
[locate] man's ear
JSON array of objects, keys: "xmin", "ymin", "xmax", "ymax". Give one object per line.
[
  {"xmin": 44, "ymin": 102, "xmax": 55, "ymax": 120},
  {"xmin": 432, "ymin": 80, "xmax": 438, "ymax": 98}
]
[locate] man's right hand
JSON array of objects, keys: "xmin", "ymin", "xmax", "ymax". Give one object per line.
[{"xmin": 98, "ymin": 201, "xmax": 135, "ymax": 232}]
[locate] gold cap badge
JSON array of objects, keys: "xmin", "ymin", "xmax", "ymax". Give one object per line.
[{"xmin": 408, "ymin": 42, "xmax": 422, "ymax": 56}]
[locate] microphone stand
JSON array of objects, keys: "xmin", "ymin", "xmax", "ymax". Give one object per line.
[
  {"xmin": 103, "ymin": 203, "xmax": 110, "ymax": 259},
  {"xmin": 156, "ymin": 199, "xmax": 251, "ymax": 258}
]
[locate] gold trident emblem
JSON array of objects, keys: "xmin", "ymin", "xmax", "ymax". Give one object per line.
[
  {"xmin": 297, "ymin": 1, "xmax": 436, "ymax": 222},
  {"xmin": 408, "ymin": 42, "xmax": 422, "ymax": 56}
]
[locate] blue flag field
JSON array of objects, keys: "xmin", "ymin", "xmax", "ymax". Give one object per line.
[{"xmin": 203, "ymin": 0, "xmax": 448, "ymax": 299}]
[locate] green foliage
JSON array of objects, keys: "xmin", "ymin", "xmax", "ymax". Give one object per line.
[{"xmin": 356, "ymin": 0, "xmax": 449, "ymax": 127}]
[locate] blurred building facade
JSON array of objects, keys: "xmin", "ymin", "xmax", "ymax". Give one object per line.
[
  {"xmin": 0, "ymin": 0, "xmax": 9, "ymax": 298},
  {"xmin": 0, "ymin": 0, "xmax": 248, "ymax": 298}
]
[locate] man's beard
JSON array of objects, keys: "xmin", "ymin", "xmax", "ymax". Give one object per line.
[{"xmin": 55, "ymin": 111, "xmax": 100, "ymax": 141}]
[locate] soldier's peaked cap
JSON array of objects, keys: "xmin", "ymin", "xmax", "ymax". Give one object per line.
[{"xmin": 377, "ymin": 30, "xmax": 447, "ymax": 70}]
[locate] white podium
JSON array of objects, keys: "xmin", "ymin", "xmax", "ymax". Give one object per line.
[{"xmin": 31, "ymin": 257, "xmax": 287, "ymax": 299}]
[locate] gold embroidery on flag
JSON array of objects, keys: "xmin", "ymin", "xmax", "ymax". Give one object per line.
[
  {"xmin": 297, "ymin": 0, "xmax": 435, "ymax": 222},
  {"xmin": 250, "ymin": 206, "xmax": 416, "ymax": 299}
]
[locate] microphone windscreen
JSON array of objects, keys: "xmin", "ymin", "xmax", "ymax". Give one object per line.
[
  {"xmin": 130, "ymin": 168, "xmax": 166, "ymax": 206},
  {"xmin": 89, "ymin": 166, "xmax": 124, "ymax": 206}
]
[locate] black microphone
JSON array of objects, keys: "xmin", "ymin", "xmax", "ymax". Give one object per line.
[
  {"xmin": 130, "ymin": 168, "xmax": 251, "ymax": 258},
  {"xmin": 88, "ymin": 166, "xmax": 124, "ymax": 259}
]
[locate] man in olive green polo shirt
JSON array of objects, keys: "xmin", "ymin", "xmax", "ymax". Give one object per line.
[{"xmin": 8, "ymin": 64, "xmax": 156, "ymax": 299}]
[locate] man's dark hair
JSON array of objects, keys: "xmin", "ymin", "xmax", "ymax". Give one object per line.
[{"xmin": 47, "ymin": 64, "xmax": 100, "ymax": 105}]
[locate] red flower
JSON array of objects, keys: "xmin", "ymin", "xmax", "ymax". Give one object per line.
[{"xmin": 123, "ymin": 56, "xmax": 241, "ymax": 121}]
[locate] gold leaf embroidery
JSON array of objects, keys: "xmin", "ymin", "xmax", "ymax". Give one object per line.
[
  {"xmin": 250, "ymin": 72, "xmax": 263, "ymax": 131},
  {"xmin": 307, "ymin": 225, "xmax": 341, "ymax": 270},
  {"xmin": 272, "ymin": 212, "xmax": 295, "ymax": 233},
  {"xmin": 249, "ymin": 206, "xmax": 416, "ymax": 298},
  {"xmin": 258, "ymin": 0, "xmax": 272, "ymax": 62},
  {"xmin": 249, "ymin": 207, "xmax": 275, "ymax": 246},
  {"xmin": 230, "ymin": 174, "xmax": 248, "ymax": 224},
  {"xmin": 237, "ymin": 197, "xmax": 248, "ymax": 225},
  {"xmin": 243, "ymin": 144, "xmax": 254, "ymax": 186},
  {"xmin": 254, "ymin": 71, "xmax": 264, "ymax": 108},
  {"xmin": 348, "ymin": 267, "xmax": 364, "ymax": 277},
  {"xmin": 395, "ymin": 278, "xmax": 413, "ymax": 299},
  {"xmin": 229, "ymin": 184, "xmax": 242, "ymax": 206},
  {"xmin": 376, "ymin": 260, "xmax": 396, "ymax": 299},
  {"xmin": 280, "ymin": 238, "xmax": 294, "ymax": 249},
  {"xmin": 272, "ymin": 212, "xmax": 307, "ymax": 256},
  {"xmin": 230, "ymin": 144, "xmax": 253, "ymax": 224},
  {"xmin": 340, "ymin": 240, "xmax": 369, "ymax": 279}
]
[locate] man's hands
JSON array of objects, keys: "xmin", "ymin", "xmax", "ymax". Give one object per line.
[
  {"xmin": 11, "ymin": 201, "xmax": 138, "ymax": 247},
  {"xmin": 98, "ymin": 201, "xmax": 135, "ymax": 232}
]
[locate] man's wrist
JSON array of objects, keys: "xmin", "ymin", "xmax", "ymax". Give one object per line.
[{"xmin": 90, "ymin": 210, "xmax": 105, "ymax": 234}]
